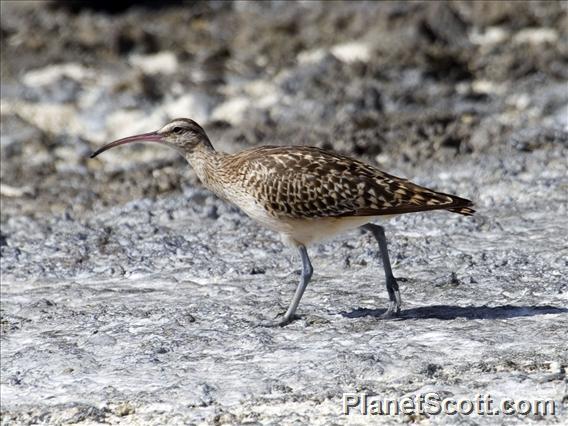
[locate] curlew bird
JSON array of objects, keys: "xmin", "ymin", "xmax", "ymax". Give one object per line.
[{"xmin": 91, "ymin": 118, "xmax": 474, "ymax": 326}]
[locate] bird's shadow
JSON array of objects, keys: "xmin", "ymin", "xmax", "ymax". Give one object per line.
[{"xmin": 341, "ymin": 305, "xmax": 568, "ymax": 320}]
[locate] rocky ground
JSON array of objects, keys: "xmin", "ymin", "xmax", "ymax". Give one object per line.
[{"xmin": 1, "ymin": 1, "xmax": 567, "ymax": 425}]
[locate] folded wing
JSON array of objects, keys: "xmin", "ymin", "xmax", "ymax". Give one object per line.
[{"xmin": 225, "ymin": 146, "xmax": 475, "ymax": 218}]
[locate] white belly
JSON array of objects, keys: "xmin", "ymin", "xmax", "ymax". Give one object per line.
[
  {"xmin": 236, "ymin": 197, "xmax": 390, "ymax": 247},
  {"xmin": 224, "ymin": 188, "xmax": 393, "ymax": 247},
  {"xmin": 277, "ymin": 215, "xmax": 393, "ymax": 247}
]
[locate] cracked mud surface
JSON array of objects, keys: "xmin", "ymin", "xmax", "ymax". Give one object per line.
[{"xmin": 1, "ymin": 2, "xmax": 567, "ymax": 424}]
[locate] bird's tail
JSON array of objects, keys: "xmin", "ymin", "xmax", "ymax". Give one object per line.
[
  {"xmin": 400, "ymin": 181, "xmax": 476, "ymax": 216},
  {"xmin": 447, "ymin": 205, "xmax": 476, "ymax": 216},
  {"xmin": 438, "ymin": 192, "xmax": 475, "ymax": 216}
]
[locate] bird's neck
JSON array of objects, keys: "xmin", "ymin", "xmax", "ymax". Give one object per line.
[{"xmin": 184, "ymin": 144, "xmax": 226, "ymax": 196}]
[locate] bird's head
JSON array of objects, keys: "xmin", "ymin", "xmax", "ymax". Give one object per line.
[{"xmin": 90, "ymin": 118, "xmax": 213, "ymax": 158}]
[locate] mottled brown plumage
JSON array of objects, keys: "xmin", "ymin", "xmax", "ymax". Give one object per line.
[
  {"xmin": 211, "ymin": 145, "xmax": 475, "ymax": 219},
  {"xmin": 91, "ymin": 118, "xmax": 475, "ymax": 326}
]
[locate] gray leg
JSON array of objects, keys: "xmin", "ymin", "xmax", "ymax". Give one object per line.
[
  {"xmin": 363, "ymin": 224, "xmax": 402, "ymax": 318},
  {"xmin": 268, "ymin": 245, "xmax": 313, "ymax": 327}
]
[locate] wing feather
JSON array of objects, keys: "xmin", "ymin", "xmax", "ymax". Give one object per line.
[{"xmin": 223, "ymin": 146, "xmax": 474, "ymax": 218}]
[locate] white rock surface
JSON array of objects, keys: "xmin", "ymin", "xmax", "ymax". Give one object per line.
[
  {"xmin": 211, "ymin": 96, "xmax": 252, "ymax": 125},
  {"xmin": 129, "ymin": 51, "xmax": 179, "ymax": 75},
  {"xmin": 513, "ymin": 28, "xmax": 559, "ymax": 45},
  {"xmin": 161, "ymin": 93, "xmax": 214, "ymax": 124},
  {"xmin": 331, "ymin": 41, "xmax": 371, "ymax": 63},
  {"xmin": 22, "ymin": 63, "xmax": 97, "ymax": 87}
]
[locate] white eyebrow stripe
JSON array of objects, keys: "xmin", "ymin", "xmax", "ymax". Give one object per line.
[{"xmin": 160, "ymin": 121, "xmax": 188, "ymax": 133}]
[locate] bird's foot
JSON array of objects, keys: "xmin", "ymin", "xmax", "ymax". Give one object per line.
[
  {"xmin": 379, "ymin": 300, "xmax": 401, "ymax": 319},
  {"xmin": 259, "ymin": 312, "xmax": 296, "ymax": 327},
  {"xmin": 260, "ymin": 318, "xmax": 292, "ymax": 327},
  {"xmin": 380, "ymin": 309, "xmax": 400, "ymax": 319}
]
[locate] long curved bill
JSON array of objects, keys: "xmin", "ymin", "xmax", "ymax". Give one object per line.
[{"xmin": 90, "ymin": 131, "xmax": 164, "ymax": 158}]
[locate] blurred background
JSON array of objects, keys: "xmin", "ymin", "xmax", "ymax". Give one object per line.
[
  {"xmin": 1, "ymin": 1, "xmax": 566, "ymax": 220},
  {"xmin": 2, "ymin": 2, "xmax": 568, "ymax": 424}
]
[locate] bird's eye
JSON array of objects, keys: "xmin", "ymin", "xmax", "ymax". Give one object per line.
[{"xmin": 172, "ymin": 127, "xmax": 184, "ymax": 134}]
